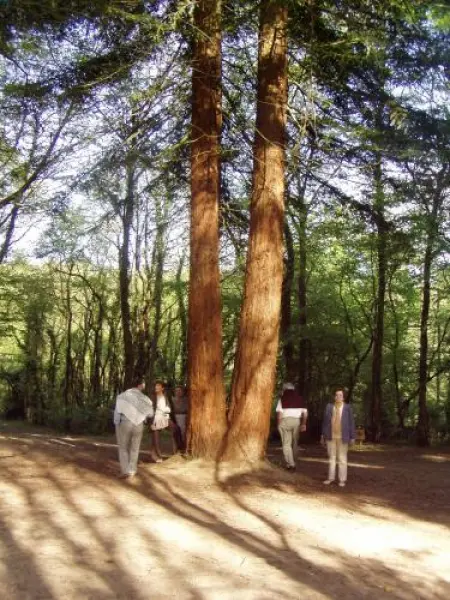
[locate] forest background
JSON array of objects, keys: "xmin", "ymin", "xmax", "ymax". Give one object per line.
[{"xmin": 0, "ymin": 0, "xmax": 449, "ymax": 457}]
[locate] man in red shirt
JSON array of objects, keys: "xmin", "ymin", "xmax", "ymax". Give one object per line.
[{"xmin": 276, "ymin": 383, "xmax": 308, "ymax": 471}]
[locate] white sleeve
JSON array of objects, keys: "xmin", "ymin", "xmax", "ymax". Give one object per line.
[
  {"xmin": 158, "ymin": 395, "xmax": 170, "ymax": 413},
  {"xmin": 113, "ymin": 408, "xmax": 121, "ymax": 425},
  {"xmin": 113, "ymin": 393, "xmax": 122, "ymax": 425},
  {"xmin": 275, "ymin": 400, "xmax": 282, "ymax": 413},
  {"xmin": 144, "ymin": 394, "xmax": 154, "ymax": 418}
]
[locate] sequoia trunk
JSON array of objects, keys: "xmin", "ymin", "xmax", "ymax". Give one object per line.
[
  {"xmin": 187, "ymin": 0, "xmax": 227, "ymax": 458},
  {"xmin": 222, "ymin": 0, "xmax": 288, "ymax": 462}
]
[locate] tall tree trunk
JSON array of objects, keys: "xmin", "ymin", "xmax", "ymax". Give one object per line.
[
  {"xmin": 281, "ymin": 221, "xmax": 295, "ymax": 380},
  {"xmin": 434, "ymin": 291, "xmax": 441, "ymax": 410},
  {"xmin": 105, "ymin": 311, "xmax": 121, "ymax": 397},
  {"xmin": 297, "ymin": 192, "xmax": 309, "ymax": 397},
  {"xmin": 187, "ymin": 0, "xmax": 227, "ymax": 458},
  {"xmin": 416, "ymin": 190, "xmax": 441, "ymax": 446},
  {"xmin": 370, "ymin": 153, "xmax": 386, "ymax": 442},
  {"xmin": 134, "ymin": 219, "xmax": 156, "ymax": 381},
  {"xmin": 63, "ymin": 265, "xmax": 74, "ymax": 429},
  {"xmin": 24, "ymin": 305, "xmax": 44, "ymax": 423},
  {"xmin": 175, "ymin": 255, "xmax": 188, "ymax": 382},
  {"xmin": 91, "ymin": 298, "xmax": 104, "ymax": 403},
  {"xmin": 46, "ymin": 327, "xmax": 60, "ymax": 413},
  {"xmin": 222, "ymin": 0, "xmax": 288, "ymax": 463},
  {"xmin": 446, "ymin": 375, "xmax": 450, "ymax": 439},
  {"xmin": 75, "ymin": 306, "xmax": 91, "ymax": 406},
  {"xmin": 388, "ymin": 271, "xmax": 405, "ymax": 433},
  {"xmin": 148, "ymin": 194, "xmax": 166, "ymax": 384},
  {"xmin": 417, "ymin": 242, "xmax": 432, "ymax": 446},
  {"xmin": 119, "ymin": 159, "xmax": 135, "ymax": 388}
]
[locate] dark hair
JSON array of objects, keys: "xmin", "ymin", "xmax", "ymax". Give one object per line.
[
  {"xmin": 133, "ymin": 376, "xmax": 145, "ymax": 388},
  {"xmin": 335, "ymin": 388, "xmax": 346, "ymax": 399},
  {"xmin": 154, "ymin": 380, "xmax": 165, "ymax": 388}
]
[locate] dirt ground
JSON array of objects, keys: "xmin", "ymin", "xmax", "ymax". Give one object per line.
[{"xmin": 0, "ymin": 421, "xmax": 449, "ymax": 600}]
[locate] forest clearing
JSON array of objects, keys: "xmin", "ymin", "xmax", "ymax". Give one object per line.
[
  {"xmin": 1, "ymin": 1, "xmax": 449, "ymax": 456},
  {"xmin": 1, "ymin": 3, "xmax": 450, "ymax": 597},
  {"xmin": 1, "ymin": 421, "xmax": 449, "ymax": 600}
]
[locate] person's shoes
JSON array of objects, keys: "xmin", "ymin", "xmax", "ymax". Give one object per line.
[
  {"xmin": 155, "ymin": 457, "xmax": 163, "ymax": 463},
  {"xmin": 323, "ymin": 479, "xmax": 334, "ymax": 485},
  {"xmin": 118, "ymin": 473, "xmax": 129, "ymax": 479},
  {"xmin": 338, "ymin": 481, "xmax": 346, "ymax": 487},
  {"xmin": 285, "ymin": 464, "xmax": 295, "ymax": 471}
]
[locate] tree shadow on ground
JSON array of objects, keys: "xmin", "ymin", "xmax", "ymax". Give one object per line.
[
  {"xmin": 261, "ymin": 442, "xmax": 450, "ymax": 527},
  {"xmin": 1, "ymin": 427, "xmax": 449, "ymax": 599}
]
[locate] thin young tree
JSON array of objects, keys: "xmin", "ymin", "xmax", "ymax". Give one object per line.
[{"xmin": 414, "ymin": 161, "xmax": 449, "ymax": 446}]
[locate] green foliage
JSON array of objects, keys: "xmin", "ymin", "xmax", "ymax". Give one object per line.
[
  {"xmin": 45, "ymin": 402, "xmax": 113, "ymax": 435},
  {"xmin": 429, "ymin": 3, "xmax": 450, "ymax": 31}
]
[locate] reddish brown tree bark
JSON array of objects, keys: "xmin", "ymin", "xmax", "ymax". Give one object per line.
[
  {"xmin": 222, "ymin": 0, "xmax": 288, "ymax": 462},
  {"xmin": 187, "ymin": 0, "xmax": 227, "ymax": 458}
]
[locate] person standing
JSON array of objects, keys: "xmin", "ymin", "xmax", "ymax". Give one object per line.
[
  {"xmin": 276, "ymin": 382, "xmax": 308, "ymax": 471},
  {"xmin": 321, "ymin": 389, "xmax": 356, "ymax": 487},
  {"xmin": 113, "ymin": 377, "xmax": 154, "ymax": 479},
  {"xmin": 150, "ymin": 380, "xmax": 171, "ymax": 462}
]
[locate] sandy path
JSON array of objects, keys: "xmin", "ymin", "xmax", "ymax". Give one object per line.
[{"xmin": 0, "ymin": 424, "xmax": 449, "ymax": 599}]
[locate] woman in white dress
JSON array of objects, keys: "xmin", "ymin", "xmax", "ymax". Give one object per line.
[{"xmin": 150, "ymin": 380, "xmax": 171, "ymax": 462}]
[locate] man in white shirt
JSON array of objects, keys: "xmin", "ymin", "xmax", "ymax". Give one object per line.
[
  {"xmin": 276, "ymin": 383, "xmax": 308, "ymax": 471},
  {"xmin": 114, "ymin": 378, "xmax": 154, "ymax": 478}
]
